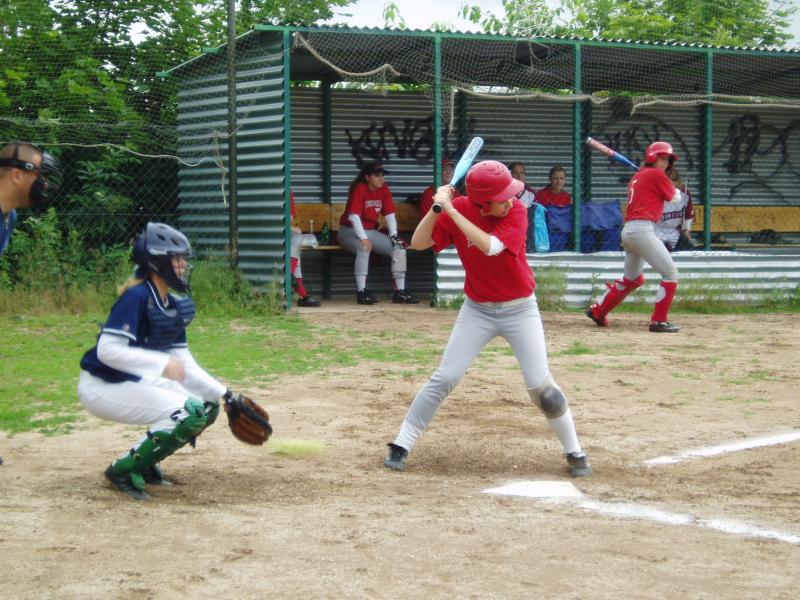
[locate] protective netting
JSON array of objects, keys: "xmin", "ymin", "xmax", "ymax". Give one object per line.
[{"xmin": 1, "ymin": 0, "xmax": 798, "ymax": 278}]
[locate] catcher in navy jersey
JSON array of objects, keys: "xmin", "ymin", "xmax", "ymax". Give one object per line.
[{"xmin": 78, "ymin": 223, "xmax": 270, "ymax": 500}]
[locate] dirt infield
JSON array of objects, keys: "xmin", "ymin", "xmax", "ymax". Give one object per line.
[{"xmin": 1, "ymin": 304, "xmax": 798, "ymax": 599}]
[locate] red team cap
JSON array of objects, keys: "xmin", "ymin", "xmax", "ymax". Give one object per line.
[
  {"xmin": 466, "ymin": 160, "xmax": 524, "ymax": 210},
  {"xmin": 645, "ymin": 141, "xmax": 678, "ymax": 164}
]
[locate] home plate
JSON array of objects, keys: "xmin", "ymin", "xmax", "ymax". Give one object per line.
[{"xmin": 482, "ymin": 480, "xmax": 584, "ymax": 499}]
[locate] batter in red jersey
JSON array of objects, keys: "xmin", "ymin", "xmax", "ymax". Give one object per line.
[
  {"xmin": 586, "ymin": 141, "xmax": 682, "ymax": 332},
  {"xmin": 383, "ymin": 160, "xmax": 591, "ymax": 477}
]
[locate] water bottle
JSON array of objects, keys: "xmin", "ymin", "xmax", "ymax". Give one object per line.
[{"xmin": 321, "ymin": 222, "xmax": 331, "ymax": 245}]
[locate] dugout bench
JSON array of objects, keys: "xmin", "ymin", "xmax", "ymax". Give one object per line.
[{"xmin": 293, "ymin": 202, "xmax": 423, "ymax": 299}]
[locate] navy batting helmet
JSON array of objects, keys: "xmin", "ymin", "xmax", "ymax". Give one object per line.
[{"xmin": 132, "ymin": 223, "xmax": 193, "ymax": 293}]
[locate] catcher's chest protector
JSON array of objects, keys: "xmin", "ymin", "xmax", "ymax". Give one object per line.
[{"xmin": 143, "ymin": 295, "xmax": 196, "ymax": 350}]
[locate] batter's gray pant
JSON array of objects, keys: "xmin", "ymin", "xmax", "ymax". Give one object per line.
[
  {"xmin": 622, "ymin": 220, "xmax": 679, "ymax": 282},
  {"xmin": 337, "ymin": 225, "xmax": 406, "ymax": 280},
  {"xmin": 404, "ymin": 296, "xmax": 551, "ymax": 432}
]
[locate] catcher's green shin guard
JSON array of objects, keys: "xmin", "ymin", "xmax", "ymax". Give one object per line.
[{"xmin": 111, "ymin": 398, "xmax": 209, "ymax": 491}]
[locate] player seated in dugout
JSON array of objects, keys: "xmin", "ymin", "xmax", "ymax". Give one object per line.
[
  {"xmin": 535, "ymin": 166, "xmax": 573, "ymax": 207},
  {"xmin": 337, "ymin": 161, "xmax": 419, "ymax": 306}
]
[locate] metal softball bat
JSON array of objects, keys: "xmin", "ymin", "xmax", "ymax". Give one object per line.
[
  {"xmin": 585, "ymin": 136, "xmax": 639, "ymax": 172},
  {"xmin": 433, "ymin": 136, "xmax": 484, "ymax": 213}
]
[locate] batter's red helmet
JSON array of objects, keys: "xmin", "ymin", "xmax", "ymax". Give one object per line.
[
  {"xmin": 645, "ymin": 141, "xmax": 678, "ymax": 164},
  {"xmin": 466, "ymin": 160, "xmax": 523, "ymax": 209}
]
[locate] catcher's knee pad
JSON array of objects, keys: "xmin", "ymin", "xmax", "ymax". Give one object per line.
[
  {"xmin": 391, "ymin": 246, "xmax": 407, "ymax": 274},
  {"xmin": 528, "ymin": 375, "xmax": 568, "ymax": 418},
  {"xmin": 179, "ymin": 398, "xmax": 210, "ymax": 438}
]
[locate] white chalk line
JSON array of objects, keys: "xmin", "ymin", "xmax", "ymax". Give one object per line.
[
  {"xmin": 483, "ymin": 481, "xmax": 800, "ymax": 546},
  {"xmin": 644, "ymin": 430, "xmax": 800, "ymax": 466}
]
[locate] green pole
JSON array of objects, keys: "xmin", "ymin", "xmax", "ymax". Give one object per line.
[
  {"xmin": 704, "ymin": 50, "xmax": 714, "ymax": 250},
  {"xmin": 283, "ymin": 30, "xmax": 293, "ymax": 310},
  {"xmin": 572, "ymin": 43, "xmax": 583, "ymax": 252}
]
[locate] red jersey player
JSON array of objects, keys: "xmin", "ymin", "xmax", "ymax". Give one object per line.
[
  {"xmin": 337, "ymin": 162, "xmax": 418, "ymax": 305},
  {"xmin": 383, "ymin": 160, "xmax": 591, "ymax": 478},
  {"xmin": 535, "ymin": 165, "xmax": 573, "ymax": 207},
  {"xmin": 586, "ymin": 141, "xmax": 682, "ymax": 332},
  {"xmin": 419, "ymin": 158, "xmax": 455, "ymax": 216}
]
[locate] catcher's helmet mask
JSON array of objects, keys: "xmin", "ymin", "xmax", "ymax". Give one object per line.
[
  {"xmin": 0, "ymin": 142, "xmax": 62, "ymax": 208},
  {"xmin": 133, "ymin": 222, "xmax": 193, "ymax": 293},
  {"xmin": 465, "ymin": 160, "xmax": 524, "ymax": 211}
]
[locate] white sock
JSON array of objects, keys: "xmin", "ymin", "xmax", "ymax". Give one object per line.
[
  {"xmin": 356, "ymin": 275, "xmax": 367, "ymax": 291},
  {"xmin": 546, "ymin": 407, "xmax": 582, "ymax": 455},
  {"xmin": 394, "ymin": 419, "xmax": 423, "ymax": 453},
  {"xmin": 394, "ymin": 277, "xmax": 405, "ymax": 291}
]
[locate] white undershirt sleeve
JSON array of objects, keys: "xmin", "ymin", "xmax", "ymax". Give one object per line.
[
  {"xmin": 169, "ymin": 347, "xmax": 227, "ymax": 403},
  {"xmin": 97, "ymin": 333, "xmax": 171, "ymax": 379},
  {"xmin": 348, "ymin": 213, "xmax": 368, "ymax": 240},
  {"xmin": 486, "ymin": 235, "xmax": 506, "ymax": 256},
  {"xmin": 385, "ymin": 213, "xmax": 398, "ymax": 237}
]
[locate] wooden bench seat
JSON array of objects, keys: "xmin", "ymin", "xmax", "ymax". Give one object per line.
[{"xmin": 293, "ymin": 202, "xmax": 423, "ymax": 298}]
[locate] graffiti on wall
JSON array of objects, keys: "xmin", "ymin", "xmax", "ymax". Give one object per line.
[
  {"xmin": 713, "ymin": 114, "xmax": 800, "ymax": 202},
  {"xmin": 345, "ymin": 117, "xmax": 436, "ymax": 165}
]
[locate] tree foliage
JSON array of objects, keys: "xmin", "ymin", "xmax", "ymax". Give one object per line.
[{"xmin": 462, "ymin": 0, "xmax": 796, "ymax": 47}]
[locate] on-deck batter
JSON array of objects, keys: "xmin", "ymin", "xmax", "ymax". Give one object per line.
[
  {"xmin": 586, "ymin": 141, "xmax": 683, "ymax": 333},
  {"xmin": 383, "ymin": 160, "xmax": 591, "ymax": 477}
]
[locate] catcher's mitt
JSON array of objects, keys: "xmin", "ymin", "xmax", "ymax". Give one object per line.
[{"xmin": 223, "ymin": 391, "xmax": 273, "ymax": 445}]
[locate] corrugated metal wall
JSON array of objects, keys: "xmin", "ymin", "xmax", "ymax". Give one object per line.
[
  {"xmin": 712, "ymin": 106, "xmax": 800, "ymax": 206},
  {"xmin": 171, "ymin": 30, "xmax": 800, "ymax": 301},
  {"xmin": 436, "ymin": 248, "xmax": 800, "ymax": 307},
  {"xmin": 330, "ymin": 89, "xmax": 436, "ymax": 203},
  {"xmin": 290, "ymin": 87, "xmax": 325, "ymax": 203},
  {"xmin": 176, "ymin": 32, "xmax": 287, "ymax": 286},
  {"xmin": 463, "ymin": 95, "xmax": 574, "ymax": 193}
]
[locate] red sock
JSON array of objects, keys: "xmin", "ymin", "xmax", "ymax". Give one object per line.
[
  {"xmin": 652, "ymin": 281, "xmax": 678, "ymax": 322},
  {"xmin": 294, "ymin": 277, "xmax": 309, "ymax": 298},
  {"xmin": 290, "ymin": 257, "xmax": 299, "ymax": 274}
]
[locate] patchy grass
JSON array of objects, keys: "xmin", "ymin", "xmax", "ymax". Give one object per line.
[{"xmin": 0, "ymin": 311, "xmax": 445, "ymax": 435}]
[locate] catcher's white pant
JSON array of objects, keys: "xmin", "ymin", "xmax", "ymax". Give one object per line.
[
  {"xmin": 622, "ymin": 220, "xmax": 679, "ymax": 282},
  {"xmin": 78, "ymin": 370, "xmax": 194, "ymax": 434},
  {"xmin": 396, "ymin": 295, "xmax": 581, "ymax": 453}
]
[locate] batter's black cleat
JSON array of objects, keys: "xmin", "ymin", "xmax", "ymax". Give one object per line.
[
  {"xmin": 297, "ymin": 295, "xmax": 321, "ymax": 307},
  {"xmin": 0, "ymin": 453, "xmax": 4, "ymax": 466},
  {"xmin": 384, "ymin": 443, "xmax": 409, "ymax": 471},
  {"xmin": 104, "ymin": 465, "xmax": 151, "ymax": 500},
  {"xmin": 142, "ymin": 464, "xmax": 173, "ymax": 486},
  {"xmin": 393, "ymin": 289, "xmax": 420, "ymax": 304},
  {"xmin": 585, "ymin": 306, "xmax": 608, "ymax": 327},
  {"xmin": 565, "ymin": 452, "xmax": 592, "ymax": 477},
  {"xmin": 357, "ymin": 289, "xmax": 380, "ymax": 305},
  {"xmin": 649, "ymin": 320, "xmax": 681, "ymax": 333}
]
